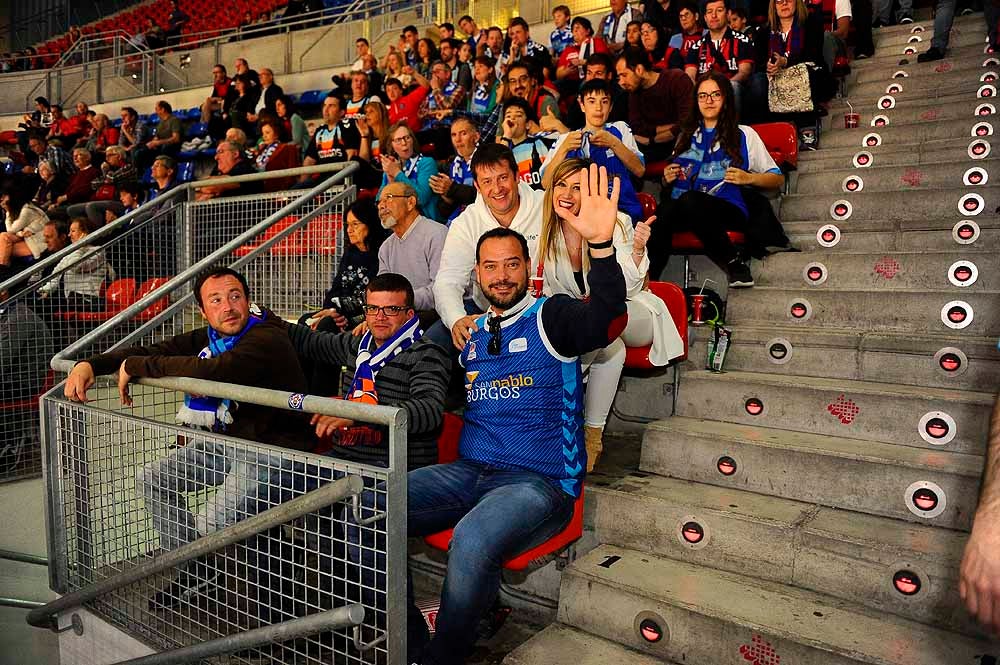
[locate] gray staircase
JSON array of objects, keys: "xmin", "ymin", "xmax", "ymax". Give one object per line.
[{"xmin": 507, "ymin": 13, "xmax": 1000, "ymax": 665}]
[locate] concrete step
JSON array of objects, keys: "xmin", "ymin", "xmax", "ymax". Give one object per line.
[
  {"xmin": 785, "ymin": 225, "xmax": 1000, "ymax": 252},
  {"xmin": 852, "ymin": 53, "xmax": 996, "ymax": 84},
  {"xmin": 755, "ymin": 250, "xmax": 996, "ymax": 291},
  {"xmin": 868, "ymin": 12, "xmax": 983, "ymax": 39},
  {"xmin": 873, "ymin": 25, "xmax": 985, "ymax": 49},
  {"xmin": 504, "ymin": 624, "xmax": 675, "ymax": 665},
  {"xmin": 727, "ymin": 285, "xmax": 1000, "ymax": 336},
  {"xmin": 818, "ymin": 117, "xmax": 986, "ymax": 150},
  {"xmin": 845, "ymin": 72, "xmax": 989, "ymax": 103},
  {"xmin": 797, "ymin": 136, "xmax": 995, "ymax": 173},
  {"xmin": 685, "ymin": 322, "xmax": 1000, "ymax": 391},
  {"xmin": 793, "ymin": 161, "xmax": 992, "ymax": 194},
  {"xmin": 853, "ymin": 40, "xmax": 993, "ymax": 68},
  {"xmin": 673, "ymin": 369, "xmax": 992, "ymax": 454},
  {"xmin": 589, "ymin": 473, "xmax": 982, "ymax": 634},
  {"xmin": 832, "ymin": 86, "xmax": 989, "ymax": 114},
  {"xmin": 823, "ymin": 98, "xmax": 995, "ymax": 133},
  {"xmin": 778, "ymin": 185, "xmax": 1000, "ymax": 223},
  {"xmin": 559, "ymin": 545, "xmax": 1000, "ymax": 664},
  {"xmin": 640, "ymin": 415, "xmax": 981, "ymax": 529}
]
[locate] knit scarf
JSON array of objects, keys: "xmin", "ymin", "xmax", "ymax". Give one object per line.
[
  {"xmin": 770, "ymin": 17, "xmax": 804, "ymax": 60},
  {"xmin": 175, "ymin": 305, "xmax": 264, "ymax": 432},
  {"xmin": 340, "ymin": 313, "xmax": 422, "ymax": 447}
]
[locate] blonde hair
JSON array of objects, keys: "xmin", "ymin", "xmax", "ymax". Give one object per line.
[
  {"xmin": 538, "ymin": 158, "xmax": 624, "ymax": 279},
  {"xmin": 364, "ymin": 100, "xmax": 391, "ymax": 146},
  {"xmin": 768, "ymin": 0, "xmax": 808, "ymax": 31}
]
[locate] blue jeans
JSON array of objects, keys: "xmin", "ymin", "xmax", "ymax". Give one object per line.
[
  {"xmin": 405, "ymin": 461, "xmax": 575, "ymax": 665},
  {"xmin": 874, "ymin": 0, "xmax": 913, "ymax": 23}
]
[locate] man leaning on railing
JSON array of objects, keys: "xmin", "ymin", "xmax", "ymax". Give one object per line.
[{"xmin": 63, "ymin": 266, "xmax": 313, "ymax": 608}]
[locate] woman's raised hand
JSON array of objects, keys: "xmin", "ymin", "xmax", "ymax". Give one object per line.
[{"xmin": 554, "ymin": 164, "xmax": 620, "ymax": 245}]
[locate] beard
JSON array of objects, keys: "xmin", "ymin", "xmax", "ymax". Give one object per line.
[
  {"xmin": 380, "ymin": 214, "xmax": 398, "ymax": 229},
  {"xmin": 482, "ymin": 279, "xmax": 528, "ymax": 310}
]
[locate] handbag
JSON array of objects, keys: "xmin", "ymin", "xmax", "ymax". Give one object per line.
[{"xmin": 768, "ymin": 62, "xmax": 814, "ymax": 113}]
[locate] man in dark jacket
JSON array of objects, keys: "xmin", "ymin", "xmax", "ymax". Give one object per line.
[{"xmin": 64, "ymin": 266, "xmax": 311, "ymax": 605}]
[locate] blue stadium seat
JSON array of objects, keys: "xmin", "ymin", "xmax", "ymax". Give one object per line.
[
  {"xmin": 297, "ymin": 90, "xmax": 324, "ymax": 107},
  {"xmin": 177, "ymin": 162, "xmax": 194, "ymax": 182},
  {"xmin": 182, "ymin": 107, "xmax": 201, "ymax": 120},
  {"xmin": 186, "ymin": 122, "xmax": 209, "ymax": 138},
  {"xmin": 110, "ymin": 117, "xmax": 123, "ymax": 128},
  {"xmin": 146, "ymin": 113, "xmax": 160, "ymax": 125},
  {"xmin": 140, "ymin": 166, "xmax": 154, "ymax": 185}
]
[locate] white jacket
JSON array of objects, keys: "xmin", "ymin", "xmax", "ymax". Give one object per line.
[
  {"xmin": 5, "ymin": 204, "xmax": 48, "ymax": 259},
  {"xmin": 433, "ymin": 182, "xmax": 545, "ymax": 328},
  {"xmin": 541, "ymin": 213, "xmax": 684, "ymax": 366}
]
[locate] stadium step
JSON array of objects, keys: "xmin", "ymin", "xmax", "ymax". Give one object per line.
[
  {"xmin": 726, "ymin": 285, "xmax": 1000, "ymax": 336},
  {"xmin": 845, "ymin": 72, "xmax": 990, "ymax": 102},
  {"xmin": 852, "ymin": 55, "xmax": 997, "ymax": 84},
  {"xmin": 784, "ymin": 224, "xmax": 1000, "ymax": 251},
  {"xmin": 778, "ymin": 185, "xmax": 1000, "ymax": 223},
  {"xmin": 504, "ymin": 624, "xmax": 676, "ymax": 665},
  {"xmin": 587, "ymin": 473, "xmax": 982, "ymax": 634},
  {"xmin": 684, "ymin": 322, "xmax": 1000, "ymax": 391},
  {"xmin": 822, "ymin": 99, "xmax": 996, "ymax": 132},
  {"xmin": 640, "ymin": 415, "xmax": 981, "ymax": 529},
  {"xmin": 817, "ymin": 118, "xmax": 991, "ymax": 149},
  {"xmin": 556, "ymin": 545, "xmax": 1000, "ymax": 665},
  {"xmin": 794, "ymin": 162, "xmax": 990, "ymax": 194},
  {"xmin": 754, "ymin": 249, "xmax": 996, "ymax": 291},
  {"xmin": 853, "ymin": 40, "xmax": 994, "ymax": 67},
  {"xmin": 872, "ymin": 27, "xmax": 984, "ymax": 50},
  {"xmin": 795, "ymin": 136, "xmax": 994, "ymax": 173},
  {"xmin": 673, "ymin": 369, "xmax": 992, "ymax": 454}
]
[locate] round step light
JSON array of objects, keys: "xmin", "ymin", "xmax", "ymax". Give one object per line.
[
  {"xmin": 852, "ymin": 151, "xmax": 874, "ymax": 168},
  {"xmin": 893, "ymin": 69, "xmax": 908, "ymax": 78},
  {"xmin": 986, "ymin": 43, "xmax": 995, "ymax": 54},
  {"xmin": 886, "ymin": 82, "xmax": 903, "ymax": 94},
  {"xmin": 676, "ymin": 516, "xmax": 711, "ymax": 550},
  {"xmin": 958, "ymin": 192, "xmax": 985, "ymax": 216},
  {"xmin": 903, "ymin": 45, "xmax": 917, "ymax": 55},
  {"xmin": 934, "ymin": 347, "xmax": 969, "ymax": 377},
  {"xmin": 985, "ymin": 57, "xmax": 1000, "ymax": 67},
  {"xmin": 968, "ymin": 139, "xmax": 991, "ymax": 158},
  {"xmin": 948, "ymin": 260, "xmax": 978, "ymax": 287},
  {"xmin": 863, "ymin": 131, "xmax": 883, "ymax": 147},
  {"xmin": 787, "ymin": 298, "xmax": 813, "ymax": 321},
  {"xmin": 893, "ymin": 570, "xmax": 922, "ymax": 596},
  {"xmin": 972, "ymin": 121, "xmax": 994, "ymax": 137},
  {"xmin": 803, "ymin": 262, "xmax": 829, "ymax": 285},
  {"xmin": 871, "ymin": 115, "xmax": 889, "ymax": 127},
  {"xmin": 952, "ymin": 220, "xmax": 981, "ymax": 244},
  {"xmin": 766, "ymin": 338, "xmax": 794, "ymax": 365},
  {"xmin": 876, "ymin": 96, "xmax": 896, "ymax": 111},
  {"xmin": 905, "ymin": 481, "xmax": 947, "ymax": 519},
  {"xmin": 744, "ymin": 398, "xmax": 764, "ymax": 416},
  {"xmin": 817, "ymin": 224, "xmax": 841, "ymax": 247},
  {"xmin": 941, "ymin": 300, "xmax": 974, "ymax": 329},
  {"xmin": 918, "ymin": 411, "xmax": 958, "ymax": 445},
  {"xmin": 830, "ymin": 200, "xmax": 853, "ymax": 220},
  {"xmin": 976, "ymin": 103, "xmax": 996, "ymax": 116},
  {"xmin": 842, "ymin": 175, "xmax": 864, "ymax": 192},
  {"xmin": 634, "ymin": 612, "xmax": 670, "ymax": 645},
  {"xmin": 978, "ymin": 84, "xmax": 997, "ymax": 98},
  {"xmin": 910, "ymin": 24, "xmax": 924, "ymax": 33},
  {"xmin": 716, "ymin": 455, "xmax": 739, "ymax": 476},
  {"xmin": 983, "ymin": 71, "xmax": 999, "ymax": 83},
  {"xmin": 963, "ymin": 167, "xmax": 988, "ymax": 186}
]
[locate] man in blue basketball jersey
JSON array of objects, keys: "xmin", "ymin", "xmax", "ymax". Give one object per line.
[{"xmin": 406, "ymin": 163, "xmax": 628, "ymax": 664}]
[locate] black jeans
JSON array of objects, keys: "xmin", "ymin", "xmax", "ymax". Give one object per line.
[{"xmin": 648, "ymin": 190, "xmax": 749, "ymax": 278}]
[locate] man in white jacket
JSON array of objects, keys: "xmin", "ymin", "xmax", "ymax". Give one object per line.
[{"xmin": 432, "ymin": 143, "xmax": 546, "ymax": 350}]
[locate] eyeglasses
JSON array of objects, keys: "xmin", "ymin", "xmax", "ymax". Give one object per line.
[
  {"xmin": 392, "ymin": 135, "xmax": 413, "ymax": 144},
  {"xmin": 487, "ymin": 316, "xmax": 502, "ymax": 355},
  {"xmin": 377, "ymin": 193, "xmax": 409, "ymax": 203},
  {"xmin": 697, "ymin": 90, "xmax": 723, "ymax": 101},
  {"xmin": 363, "ymin": 304, "xmax": 409, "ymax": 317}
]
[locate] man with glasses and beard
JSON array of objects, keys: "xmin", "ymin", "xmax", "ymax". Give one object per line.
[{"xmin": 405, "ymin": 163, "xmax": 627, "ymax": 665}]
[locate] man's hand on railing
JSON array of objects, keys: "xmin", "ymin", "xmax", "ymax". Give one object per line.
[
  {"xmin": 311, "ymin": 413, "xmax": 355, "ymax": 440},
  {"xmin": 64, "ymin": 362, "xmax": 96, "ymax": 402},
  {"xmin": 118, "ymin": 359, "xmax": 134, "ymax": 406}
]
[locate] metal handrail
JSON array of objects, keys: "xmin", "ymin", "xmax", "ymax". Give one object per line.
[
  {"xmin": 26, "ymin": 473, "xmax": 366, "ymax": 630},
  {"xmin": 111, "ymin": 605, "xmax": 366, "ymax": 665},
  {"xmin": 0, "ymin": 160, "xmax": 351, "ymax": 296},
  {"xmin": 48, "ymin": 160, "xmax": 359, "ymax": 369},
  {"xmin": 0, "ymin": 549, "xmax": 48, "ymax": 566},
  {"xmin": 1, "ymin": 597, "xmax": 45, "ymax": 610}
]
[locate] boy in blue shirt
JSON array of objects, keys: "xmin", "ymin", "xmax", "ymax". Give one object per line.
[{"xmin": 550, "ymin": 5, "xmax": 574, "ymax": 58}]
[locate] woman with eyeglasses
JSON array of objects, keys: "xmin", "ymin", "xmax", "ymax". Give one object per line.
[
  {"xmin": 538, "ymin": 158, "xmax": 684, "ymax": 471},
  {"xmin": 377, "ymin": 122, "xmax": 441, "ymax": 222},
  {"xmin": 302, "ymin": 197, "xmax": 388, "ymax": 333},
  {"xmin": 648, "ymin": 72, "xmax": 784, "ymax": 288},
  {"xmin": 354, "ymin": 100, "xmax": 391, "ymax": 190}
]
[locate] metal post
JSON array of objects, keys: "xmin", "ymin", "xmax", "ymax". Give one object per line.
[
  {"xmin": 385, "ymin": 407, "xmax": 409, "ymax": 665},
  {"xmin": 42, "ymin": 398, "xmax": 68, "ymax": 594},
  {"xmin": 69, "ymin": 408, "xmax": 94, "ymax": 589}
]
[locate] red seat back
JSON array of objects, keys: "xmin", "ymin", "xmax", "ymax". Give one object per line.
[
  {"xmin": 437, "ymin": 412, "xmax": 463, "ymax": 464},
  {"xmin": 623, "ymin": 281, "xmax": 688, "ymax": 368},
  {"xmin": 637, "ymin": 191, "xmax": 657, "ymax": 221},
  {"xmin": 105, "ymin": 278, "xmax": 138, "ymax": 310},
  {"xmin": 135, "ymin": 277, "xmax": 171, "ymax": 321},
  {"xmin": 671, "ymin": 230, "xmax": 746, "ymax": 252},
  {"xmin": 750, "ymin": 121, "xmax": 798, "ymax": 170}
]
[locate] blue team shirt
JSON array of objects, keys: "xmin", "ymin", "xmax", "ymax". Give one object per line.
[
  {"xmin": 459, "ymin": 297, "xmax": 585, "ymax": 497},
  {"xmin": 550, "ymin": 26, "xmax": 574, "ymax": 57}
]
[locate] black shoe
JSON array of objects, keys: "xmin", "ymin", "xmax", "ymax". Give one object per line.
[
  {"xmin": 727, "ymin": 260, "xmax": 755, "ymax": 288},
  {"xmin": 917, "ymin": 47, "xmax": 946, "ymax": 62},
  {"xmin": 148, "ymin": 566, "xmax": 220, "ymax": 610},
  {"xmin": 872, "ymin": 19, "xmax": 888, "ymax": 28}
]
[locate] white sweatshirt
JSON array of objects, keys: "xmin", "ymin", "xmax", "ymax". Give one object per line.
[{"xmin": 433, "ymin": 182, "xmax": 545, "ymax": 329}]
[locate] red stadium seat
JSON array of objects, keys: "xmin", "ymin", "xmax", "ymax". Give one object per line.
[
  {"xmin": 624, "ymin": 281, "xmax": 688, "ymax": 368},
  {"xmin": 750, "ymin": 121, "xmax": 798, "ymax": 171},
  {"xmin": 135, "ymin": 277, "xmax": 172, "ymax": 321},
  {"xmin": 74, "ymin": 278, "xmax": 137, "ymax": 322},
  {"xmin": 424, "ymin": 413, "xmax": 586, "ymax": 571}
]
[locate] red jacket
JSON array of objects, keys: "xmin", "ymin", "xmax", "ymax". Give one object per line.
[{"xmin": 390, "ymin": 86, "xmax": 430, "ymax": 133}]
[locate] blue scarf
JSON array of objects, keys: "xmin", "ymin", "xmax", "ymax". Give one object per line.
[
  {"xmin": 347, "ymin": 314, "xmax": 422, "ymax": 405},
  {"xmin": 175, "ymin": 305, "xmax": 265, "ymax": 432},
  {"xmin": 568, "ymin": 128, "xmax": 644, "ymax": 223}
]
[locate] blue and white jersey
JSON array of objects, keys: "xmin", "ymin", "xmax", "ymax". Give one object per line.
[
  {"xmin": 458, "ymin": 296, "xmax": 585, "ymax": 497},
  {"xmin": 550, "ymin": 26, "xmax": 574, "ymax": 57}
]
